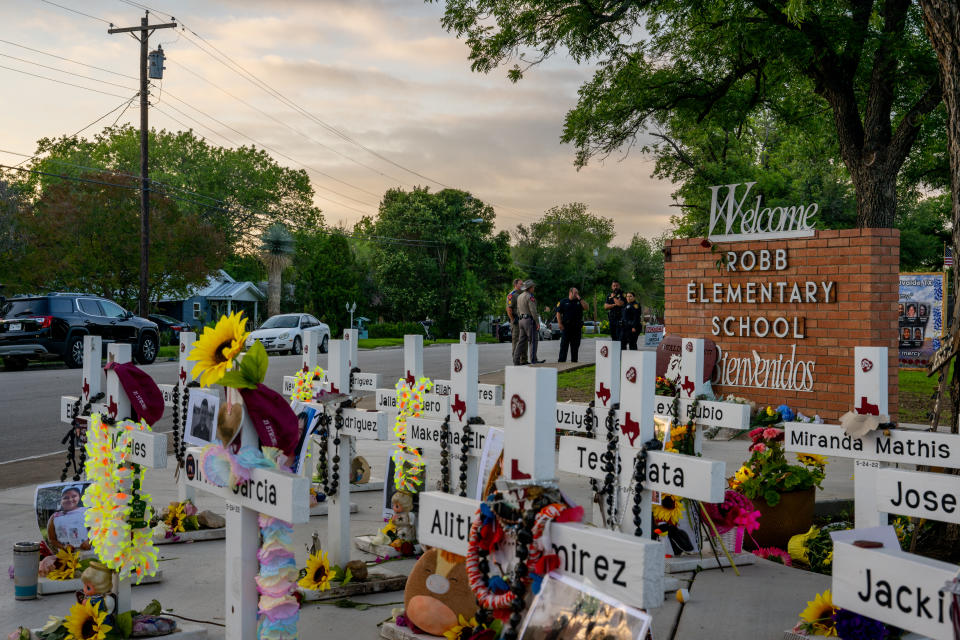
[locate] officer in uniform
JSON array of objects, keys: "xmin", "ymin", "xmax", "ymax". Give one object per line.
[
  {"xmin": 603, "ymin": 281, "xmax": 626, "ymax": 341},
  {"xmin": 620, "ymin": 292, "xmax": 642, "ymax": 351},
  {"xmin": 516, "ymin": 280, "xmax": 544, "ymax": 364},
  {"xmin": 506, "ymin": 278, "xmax": 527, "ymax": 365},
  {"xmin": 555, "ymin": 287, "xmax": 587, "ymax": 363}
]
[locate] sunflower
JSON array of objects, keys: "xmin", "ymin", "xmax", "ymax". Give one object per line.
[
  {"xmin": 47, "ymin": 547, "xmax": 80, "ymax": 581},
  {"xmin": 188, "ymin": 311, "xmax": 249, "ymax": 387},
  {"xmin": 652, "ymin": 494, "xmax": 685, "ymax": 525},
  {"xmin": 443, "ymin": 614, "xmax": 481, "ymax": 640},
  {"xmin": 63, "ymin": 598, "xmax": 111, "ymax": 640},
  {"xmin": 298, "ymin": 550, "xmax": 332, "ymax": 592},
  {"xmin": 164, "ymin": 502, "xmax": 187, "ymax": 533},
  {"xmin": 796, "ymin": 453, "xmax": 829, "ymax": 467},
  {"xmin": 799, "ymin": 590, "xmax": 837, "ymax": 636}
]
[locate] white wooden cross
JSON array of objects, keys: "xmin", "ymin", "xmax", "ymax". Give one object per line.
[
  {"xmin": 557, "ymin": 350, "xmax": 727, "ymax": 533},
  {"xmin": 828, "ymin": 418, "xmax": 960, "ymax": 640},
  {"xmin": 374, "ymin": 335, "xmax": 452, "ymax": 422},
  {"xmin": 785, "ymin": 346, "xmax": 899, "ymax": 529},
  {"xmin": 416, "ymin": 365, "xmax": 666, "ymax": 610},
  {"xmin": 60, "ymin": 335, "xmax": 108, "ymax": 425},
  {"xmin": 156, "ymin": 331, "xmax": 198, "ymax": 502},
  {"xmin": 433, "ymin": 332, "xmax": 504, "ymax": 407},
  {"xmin": 184, "ymin": 390, "xmax": 310, "ymax": 637}
]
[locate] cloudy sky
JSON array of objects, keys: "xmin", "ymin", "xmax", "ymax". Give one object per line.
[{"xmin": 0, "ymin": 0, "xmax": 674, "ymax": 243}]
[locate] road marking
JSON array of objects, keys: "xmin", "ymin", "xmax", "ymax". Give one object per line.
[{"xmin": 0, "ymin": 428, "xmax": 175, "ymax": 465}]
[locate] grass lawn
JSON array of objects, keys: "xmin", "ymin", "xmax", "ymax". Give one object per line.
[
  {"xmin": 558, "ymin": 364, "xmax": 953, "ymax": 424},
  {"xmin": 357, "ymin": 335, "xmax": 497, "ymax": 349},
  {"xmin": 158, "ymin": 345, "xmax": 178, "ymax": 359}
]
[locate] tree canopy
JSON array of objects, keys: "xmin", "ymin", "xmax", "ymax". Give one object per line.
[
  {"xmin": 429, "ymin": 0, "xmax": 944, "ymax": 229},
  {"xmin": 356, "ymin": 187, "xmax": 511, "ymax": 336}
]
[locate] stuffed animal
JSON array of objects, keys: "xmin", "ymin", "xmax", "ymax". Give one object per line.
[{"xmin": 403, "ymin": 548, "xmax": 478, "ymax": 635}]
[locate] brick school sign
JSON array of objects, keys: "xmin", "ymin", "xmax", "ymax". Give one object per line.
[{"xmin": 664, "ymin": 228, "xmax": 899, "ymax": 421}]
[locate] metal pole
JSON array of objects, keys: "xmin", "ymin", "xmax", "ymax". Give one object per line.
[{"xmin": 139, "ymin": 13, "xmax": 149, "ymax": 318}]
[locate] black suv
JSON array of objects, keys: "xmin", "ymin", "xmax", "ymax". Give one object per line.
[{"xmin": 0, "ymin": 294, "xmax": 160, "ymax": 370}]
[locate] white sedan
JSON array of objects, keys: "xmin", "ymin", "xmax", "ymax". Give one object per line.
[{"xmin": 245, "ymin": 313, "xmax": 330, "ymax": 355}]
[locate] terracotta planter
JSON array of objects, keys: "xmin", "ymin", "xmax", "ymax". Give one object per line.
[{"xmin": 746, "ymin": 487, "xmax": 815, "ymax": 550}]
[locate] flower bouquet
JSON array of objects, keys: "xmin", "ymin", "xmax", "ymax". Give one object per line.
[
  {"xmin": 787, "ymin": 522, "xmax": 850, "ymax": 575},
  {"xmin": 789, "ymin": 589, "xmax": 897, "ymax": 639},
  {"xmin": 655, "ymin": 376, "xmax": 677, "ymax": 396},
  {"xmin": 732, "ymin": 421, "xmax": 827, "ymax": 507},
  {"xmin": 702, "ymin": 490, "xmax": 760, "ymax": 554}
]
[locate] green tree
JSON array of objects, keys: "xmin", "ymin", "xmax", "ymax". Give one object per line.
[
  {"xmin": 624, "ymin": 234, "xmax": 666, "ymax": 315},
  {"xmin": 5, "ymin": 172, "xmax": 225, "ymax": 307},
  {"xmin": 23, "ymin": 125, "xmax": 322, "ymax": 248},
  {"xmin": 292, "ymin": 230, "xmax": 362, "ymax": 333},
  {"xmin": 430, "ymin": 0, "xmax": 943, "ymax": 228},
  {"xmin": 512, "ymin": 203, "xmax": 626, "ymax": 311},
  {"xmin": 260, "ymin": 223, "xmax": 294, "ymax": 317},
  {"xmin": 357, "ymin": 188, "xmax": 511, "ymax": 336}
]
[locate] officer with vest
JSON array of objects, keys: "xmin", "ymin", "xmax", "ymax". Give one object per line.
[
  {"xmin": 604, "ymin": 281, "xmax": 626, "ymax": 341},
  {"xmin": 516, "ymin": 280, "xmax": 544, "ymax": 364},
  {"xmin": 506, "ymin": 278, "xmax": 527, "ymax": 365},
  {"xmin": 555, "ymin": 287, "xmax": 587, "ymax": 363},
  {"xmin": 621, "ymin": 291, "xmax": 642, "ymax": 351}
]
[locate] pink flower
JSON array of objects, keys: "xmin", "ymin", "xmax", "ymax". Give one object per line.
[
  {"xmin": 752, "ymin": 547, "xmax": 792, "ymax": 566},
  {"xmin": 733, "ymin": 509, "xmax": 761, "ymax": 533},
  {"xmin": 748, "ymin": 427, "xmax": 765, "ymax": 442},
  {"xmin": 749, "ymin": 442, "xmax": 767, "ymax": 453},
  {"xmin": 762, "ymin": 427, "xmax": 784, "ymax": 441}
]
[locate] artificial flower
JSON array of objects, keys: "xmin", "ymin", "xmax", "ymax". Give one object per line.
[
  {"xmin": 188, "ymin": 311, "xmax": 249, "ymax": 387},
  {"xmin": 298, "ymin": 550, "xmax": 332, "ymax": 592},
  {"xmin": 832, "ymin": 608, "xmax": 888, "ymax": 640},
  {"xmin": 799, "ymin": 590, "xmax": 837, "ymax": 636},
  {"xmin": 164, "ymin": 502, "xmax": 187, "ymax": 533},
  {"xmin": 444, "ymin": 615, "xmax": 480, "ymax": 640},
  {"xmin": 796, "ymin": 453, "xmax": 829, "ymax": 467},
  {"xmin": 734, "ymin": 466, "xmax": 754, "ymax": 484},
  {"xmin": 752, "ymin": 547, "xmax": 792, "ymax": 566},
  {"xmin": 733, "ymin": 508, "xmax": 761, "ymax": 533},
  {"xmin": 765, "ymin": 406, "xmax": 775, "ymax": 417},
  {"xmin": 652, "ymin": 494, "xmax": 685, "ymax": 525},
  {"xmin": 776, "ymin": 404, "xmax": 795, "ymax": 422},
  {"xmin": 46, "ymin": 546, "xmax": 80, "ymax": 581},
  {"xmin": 762, "ymin": 427, "xmax": 784, "ymax": 441},
  {"xmin": 63, "ymin": 598, "xmax": 111, "ymax": 640},
  {"xmin": 788, "ymin": 526, "xmax": 820, "ymax": 565},
  {"xmin": 749, "ymin": 442, "xmax": 767, "ymax": 453}
]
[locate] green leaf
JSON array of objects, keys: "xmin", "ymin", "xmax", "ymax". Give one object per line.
[
  {"xmin": 115, "ymin": 611, "xmax": 134, "ymax": 638},
  {"xmin": 141, "ymin": 599, "xmax": 162, "ymax": 617},
  {"xmin": 217, "ymin": 370, "xmax": 258, "ymax": 389},
  {"xmin": 185, "ymin": 515, "xmax": 200, "ymax": 531},
  {"xmin": 244, "ymin": 340, "xmax": 270, "ymax": 383},
  {"xmin": 342, "ymin": 567, "xmax": 353, "ymax": 586},
  {"xmin": 764, "ymin": 490, "xmax": 781, "ymax": 507}
]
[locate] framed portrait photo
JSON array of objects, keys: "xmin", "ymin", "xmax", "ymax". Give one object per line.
[
  {"xmin": 185, "ymin": 389, "xmax": 219, "ymax": 447},
  {"xmin": 35, "ymin": 481, "xmax": 93, "ymax": 550}
]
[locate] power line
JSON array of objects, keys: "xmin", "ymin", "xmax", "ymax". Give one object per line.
[
  {"xmin": 0, "ymin": 62, "xmax": 130, "ymax": 99},
  {"xmin": 0, "ymin": 39, "xmax": 138, "ymax": 81},
  {"xmin": 37, "ymin": 0, "xmax": 112, "ymax": 25},
  {"xmin": 0, "ymin": 52, "xmax": 137, "ymax": 91}
]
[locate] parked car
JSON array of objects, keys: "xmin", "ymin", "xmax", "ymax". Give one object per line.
[
  {"xmin": 245, "ymin": 313, "xmax": 330, "ymax": 355},
  {"xmin": 0, "ymin": 294, "xmax": 160, "ymax": 370},
  {"xmin": 497, "ymin": 322, "xmax": 512, "ymax": 343},
  {"xmin": 582, "ymin": 321, "xmax": 599, "ymax": 334},
  {"xmin": 538, "ymin": 319, "xmax": 552, "ymax": 341},
  {"xmin": 148, "ymin": 314, "xmax": 191, "ymax": 342}
]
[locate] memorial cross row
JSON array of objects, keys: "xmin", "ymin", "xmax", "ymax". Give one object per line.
[{"xmin": 417, "ymin": 365, "xmax": 666, "ymax": 610}]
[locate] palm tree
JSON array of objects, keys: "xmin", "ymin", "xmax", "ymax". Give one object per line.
[{"xmin": 260, "ymin": 223, "xmax": 294, "ymax": 317}]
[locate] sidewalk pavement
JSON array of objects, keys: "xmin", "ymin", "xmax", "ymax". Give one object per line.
[{"xmin": 0, "ymin": 363, "xmax": 851, "ymax": 639}]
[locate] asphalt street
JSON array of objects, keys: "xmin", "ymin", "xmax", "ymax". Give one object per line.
[{"xmin": 0, "ymin": 337, "xmax": 597, "ymax": 465}]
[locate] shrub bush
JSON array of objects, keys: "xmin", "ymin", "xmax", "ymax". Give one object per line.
[{"xmin": 367, "ymin": 322, "xmax": 425, "ymax": 339}]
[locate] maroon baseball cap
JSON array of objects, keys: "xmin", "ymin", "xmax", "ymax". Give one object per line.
[
  {"xmin": 238, "ymin": 383, "xmax": 299, "ymax": 456},
  {"xmin": 105, "ymin": 361, "xmax": 164, "ymax": 425}
]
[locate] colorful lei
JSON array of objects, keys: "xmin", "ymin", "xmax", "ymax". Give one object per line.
[
  {"xmin": 82, "ymin": 415, "xmax": 159, "ymax": 583},
  {"xmin": 391, "ymin": 376, "xmax": 432, "ymax": 492},
  {"xmin": 257, "ymin": 515, "xmax": 299, "ymax": 639},
  {"xmin": 290, "ymin": 367, "xmax": 325, "ymax": 403}
]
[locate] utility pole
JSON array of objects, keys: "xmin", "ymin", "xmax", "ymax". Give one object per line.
[{"xmin": 109, "ymin": 12, "xmax": 176, "ymax": 317}]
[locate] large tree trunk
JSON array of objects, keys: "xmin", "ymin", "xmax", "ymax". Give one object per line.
[
  {"xmin": 850, "ymin": 163, "xmax": 899, "ymax": 228},
  {"xmin": 920, "ymin": 1, "xmax": 960, "ymax": 431}
]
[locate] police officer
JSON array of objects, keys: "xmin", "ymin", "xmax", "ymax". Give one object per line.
[
  {"xmin": 621, "ymin": 291, "xmax": 642, "ymax": 351},
  {"xmin": 506, "ymin": 278, "xmax": 527, "ymax": 366},
  {"xmin": 555, "ymin": 287, "xmax": 587, "ymax": 363},
  {"xmin": 604, "ymin": 281, "xmax": 626, "ymax": 341},
  {"xmin": 516, "ymin": 280, "xmax": 544, "ymax": 364}
]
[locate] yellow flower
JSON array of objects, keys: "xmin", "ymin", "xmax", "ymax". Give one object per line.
[
  {"xmin": 799, "ymin": 590, "xmax": 837, "ymax": 636},
  {"xmin": 670, "ymin": 425, "xmax": 688, "ymax": 439},
  {"xmin": 796, "ymin": 453, "xmax": 828, "ymax": 467},
  {"xmin": 443, "ymin": 614, "xmax": 480, "ymax": 640},
  {"xmin": 188, "ymin": 311, "xmax": 249, "ymax": 387},
  {"xmin": 298, "ymin": 550, "xmax": 332, "ymax": 592},
  {"xmin": 734, "ymin": 466, "xmax": 754, "ymax": 484},
  {"xmin": 766, "ymin": 406, "xmax": 775, "ymax": 417},
  {"xmin": 63, "ymin": 598, "xmax": 111, "ymax": 640},
  {"xmin": 652, "ymin": 494, "xmax": 685, "ymax": 525},
  {"xmin": 47, "ymin": 547, "xmax": 80, "ymax": 581},
  {"xmin": 788, "ymin": 526, "xmax": 819, "ymax": 564},
  {"xmin": 164, "ymin": 502, "xmax": 187, "ymax": 533}
]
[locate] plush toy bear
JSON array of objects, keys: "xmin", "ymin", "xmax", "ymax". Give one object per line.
[{"xmin": 403, "ymin": 548, "xmax": 479, "ymax": 635}]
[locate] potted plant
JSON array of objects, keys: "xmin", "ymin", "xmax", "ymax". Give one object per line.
[{"xmin": 730, "ymin": 406, "xmax": 827, "ymax": 549}]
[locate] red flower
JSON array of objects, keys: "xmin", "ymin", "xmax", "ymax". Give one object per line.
[
  {"xmin": 748, "ymin": 427, "xmax": 765, "ymax": 442},
  {"xmin": 700, "ymin": 238, "xmax": 712, "ymax": 248},
  {"xmin": 399, "ymin": 541, "xmax": 415, "ymax": 556}
]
